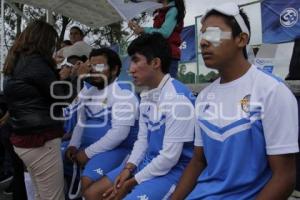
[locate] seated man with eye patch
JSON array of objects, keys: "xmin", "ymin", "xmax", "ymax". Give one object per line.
[
  {"xmin": 64, "ymin": 48, "xmax": 139, "ymax": 193},
  {"xmin": 171, "ymin": 2, "xmax": 298, "ymax": 200}
]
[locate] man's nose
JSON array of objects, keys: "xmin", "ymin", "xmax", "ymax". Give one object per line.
[{"xmin": 200, "ymin": 38, "xmax": 210, "ymax": 48}]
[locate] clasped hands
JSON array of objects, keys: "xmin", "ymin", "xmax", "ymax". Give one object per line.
[{"xmin": 102, "ymin": 167, "xmax": 138, "ymax": 200}]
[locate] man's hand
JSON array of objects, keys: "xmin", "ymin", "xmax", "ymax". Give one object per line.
[
  {"xmin": 76, "ymin": 150, "xmax": 89, "ymax": 167},
  {"xmin": 113, "ymin": 168, "xmax": 132, "ymax": 192},
  {"xmin": 59, "ymin": 66, "xmax": 72, "ymax": 80},
  {"xmin": 77, "ymin": 60, "xmax": 91, "ymax": 76},
  {"xmin": 103, "ymin": 178, "xmax": 138, "ymax": 200},
  {"xmin": 103, "ymin": 186, "xmax": 114, "ymax": 200},
  {"xmin": 65, "ymin": 146, "xmax": 78, "ymax": 162},
  {"xmin": 128, "ymin": 20, "xmax": 144, "ymax": 35}
]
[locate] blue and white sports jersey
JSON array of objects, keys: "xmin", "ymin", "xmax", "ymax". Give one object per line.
[
  {"xmin": 188, "ymin": 65, "xmax": 299, "ymax": 200},
  {"xmin": 68, "ymin": 80, "xmax": 139, "ymax": 156},
  {"xmin": 63, "ymin": 81, "xmax": 93, "ymax": 133},
  {"xmin": 127, "ymin": 74, "xmax": 195, "ymax": 184}
]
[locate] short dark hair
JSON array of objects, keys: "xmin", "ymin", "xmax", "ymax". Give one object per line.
[
  {"xmin": 89, "ymin": 48, "xmax": 122, "ymax": 76},
  {"xmin": 70, "ymin": 26, "xmax": 84, "ymax": 37},
  {"xmin": 127, "ymin": 33, "xmax": 171, "ymax": 74},
  {"xmin": 203, "ymin": 9, "xmax": 251, "ymax": 59},
  {"xmin": 62, "ymin": 40, "xmax": 72, "ymax": 46},
  {"xmin": 67, "ymin": 55, "xmax": 87, "ymax": 64}
]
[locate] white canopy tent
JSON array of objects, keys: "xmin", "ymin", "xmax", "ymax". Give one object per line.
[
  {"xmin": 4, "ymin": 0, "xmax": 161, "ymax": 28},
  {"xmin": 0, "ymin": 0, "xmax": 162, "ymax": 90}
]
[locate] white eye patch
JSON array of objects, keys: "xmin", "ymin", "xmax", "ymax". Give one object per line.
[
  {"xmin": 199, "ymin": 27, "xmax": 232, "ymax": 47},
  {"xmin": 91, "ymin": 64, "xmax": 108, "ymax": 72}
]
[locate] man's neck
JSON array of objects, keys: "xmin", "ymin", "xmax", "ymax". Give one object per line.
[
  {"xmin": 148, "ymin": 72, "xmax": 166, "ymax": 90},
  {"xmin": 218, "ymin": 56, "xmax": 251, "ymax": 84}
]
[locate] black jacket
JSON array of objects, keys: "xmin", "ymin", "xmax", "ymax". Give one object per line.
[{"xmin": 4, "ymin": 54, "xmax": 65, "ymax": 134}]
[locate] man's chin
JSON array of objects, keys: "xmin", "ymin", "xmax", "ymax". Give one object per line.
[{"xmin": 204, "ymin": 62, "xmax": 219, "ymax": 70}]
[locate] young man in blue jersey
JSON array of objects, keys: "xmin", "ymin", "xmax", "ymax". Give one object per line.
[
  {"xmin": 171, "ymin": 2, "xmax": 299, "ymax": 200},
  {"xmin": 83, "ymin": 33, "xmax": 195, "ymax": 200},
  {"xmin": 63, "ymin": 48, "xmax": 139, "ymax": 192}
]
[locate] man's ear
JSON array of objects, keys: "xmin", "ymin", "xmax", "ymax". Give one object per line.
[
  {"xmin": 236, "ymin": 32, "xmax": 249, "ymax": 48},
  {"xmin": 111, "ymin": 66, "xmax": 119, "ymax": 76},
  {"xmin": 151, "ymin": 57, "xmax": 162, "ymax": 71}
]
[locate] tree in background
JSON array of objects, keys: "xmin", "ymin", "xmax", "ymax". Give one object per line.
[{"xmin": 1, "ymin": 2, "xmax": 148, "ymax": 53}]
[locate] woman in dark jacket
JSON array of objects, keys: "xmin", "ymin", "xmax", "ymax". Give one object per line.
[{"xmin": 3, "ymin": 20, "xmax": 65, "ymax": 200}]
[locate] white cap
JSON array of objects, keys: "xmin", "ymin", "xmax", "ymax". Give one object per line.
[
  {"xmin": 63, "ymin": 41, "xmax": 92, "ymax": 58},
  {"xmin": 204, "ymin": 2, "xmax": 250, "ymax": 36}
]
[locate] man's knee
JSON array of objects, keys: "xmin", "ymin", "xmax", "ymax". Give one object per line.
[{"xmin": 81, "ymin": 176, "xmax": 93, "ymax": 193}]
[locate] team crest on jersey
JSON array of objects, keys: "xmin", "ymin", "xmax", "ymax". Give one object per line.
[{"xmin": 240, "ymin": 94, "xmax": 251, "ymax": 113}]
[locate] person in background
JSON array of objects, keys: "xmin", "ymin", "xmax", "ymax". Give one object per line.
[
  {"xmin": 69, "ymin": 26, "xmax": 84, "ymax": 45},
  {"xmin": 171, "ymin": 3, "xmax": 298, "ymax": 200},
  {"xmin": 128, "ymin": 0, "xmax": 185, "ymax": 78},
  {"xmin": 3, "ymin": 20, "xmax": 67, "ymax": 200}
]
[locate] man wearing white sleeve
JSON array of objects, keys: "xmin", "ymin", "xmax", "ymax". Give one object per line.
[
  {"xmin": 83, "ymin": 33, "xmax": 195, "ymax": 200},
  {"xmin": 171, "ymin": 3, "xmax": 299, "ymax": 200},
  {"xmin": 64, "ymin": 48, "xmax": 139, "ymax": 192}
]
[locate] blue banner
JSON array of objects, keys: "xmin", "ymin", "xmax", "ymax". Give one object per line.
[
  {"xmin": 262, "ymin": 0, "xmax": 300, "ymax": 43},
  {"xmin": 180, "ymin": 25, "xmax": 196, "ymax": 62}
]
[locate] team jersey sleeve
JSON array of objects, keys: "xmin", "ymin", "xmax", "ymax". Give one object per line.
[
  {"xmin": 127, "ymin": 111, "xmax": 149, "ymax": 167},
  {"xmin": 194, "ymin": 95, "xmax": 204, "ymax": 147},
  {"xmin": 68, "ymin": 101, "xmax": 86, "ymax": 148},
  {"xmin": 85, "ymin": 90, "xmax": 139, "ymax": 158},
  {"xmin": 263, "ymin": 83, "xmax": 299, "ymax": 155},
  {"xmin": 134, "ymin": 142, "xmax": 183, "ymax": 184},
  {"xmin": 194, "ymin": 117, "xmax": 203, "ymax": 147},
  {"xmin": 84, "ymin": 125, "xmax": 131, "ymax": 158}
]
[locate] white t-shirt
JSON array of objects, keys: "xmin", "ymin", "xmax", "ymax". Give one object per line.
[{"xmin": 192, "ymin": 65, "xmax": 299, "ymax": 199}]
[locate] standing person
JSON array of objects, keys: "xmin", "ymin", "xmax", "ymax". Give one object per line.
[
  {"xmin": 63, "ymin": 48, "xmax": 139, "ymax": 193},
  {"xmin": 83, "ymin": 33, "xmax": 195, "ymax": 200},
  {"xmin": 128, "ymin": 0, "xmax": 185, "ymax": 78},
  {"xmin": 3, "ymin": 20, "xmax": 66, "ymax": 200},
  {"xmin": 171, "ymin": 3, "xmax": 299, "ymax": 200}
]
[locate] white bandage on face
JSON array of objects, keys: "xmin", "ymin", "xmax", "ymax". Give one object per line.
[
  {"xmin": 91, "ymin": 64, "xmax": 108, "ymax": 73},
  {"xmin": 199, "ymin": 27, "xmax": 232, "ymax": 47},
  {"xmin": 60, "ymin": 58, "xmax": 74, "ymax": 68}
]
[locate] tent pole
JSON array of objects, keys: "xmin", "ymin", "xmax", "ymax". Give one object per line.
[
  {"xmin": 46, "ymin": 9, "xmax": 54, "ymax": 25},
  {"xmin": 0, "ymin": 0, "xmax": 5, "ymax": 91},
  {"xmin": 6, "ymin": 1, "xmax": 29, "ymax": 21},
  {"xmin": 239, "ymin": 0, "xmax": 262, "ymax": 8}
]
